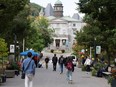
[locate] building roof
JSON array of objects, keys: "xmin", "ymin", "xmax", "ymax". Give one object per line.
[
  {"xmin": 61, "ymin": 16, "xmax": 80, "ymax": 22},
  {"xmin": 55, "ymin": 0, "xmax": 62, "ymax": 4},
  {"xmin": 47, "ymin": 16, "xmax": 82, "ymax": 22},
  {"xmin": 72, "ymin": 13, "xmax": 82, "ymax": 21},
  {"xmin": 46, "ymin": 16, "xmax": 56, "ymax": 20},
  {"xmin": 45, "ymin": 3, "xmax": 54, "ymax": 17}
]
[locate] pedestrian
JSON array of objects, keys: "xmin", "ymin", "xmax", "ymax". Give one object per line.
[
  {"xmin": 65, "ymin": 56, "xmax": 74, "ymax": 84},
  {"xmin": 84, "ymin": 56, "xmax": 92, "ymax": 72},
  {"xmin": 58, "ymin": 55, "xmax": 64, "ymax": 74},
  {"xmin": 22, "ymin": 52, "xmax": 36, "ymax": 87},
  {"xmin": 52, "ymin": 54, "xmax": 58, "ymax": 71},
  {"xmin": 45, "ymin": 56, "xmax": 50, "ymax": 69},
  {"xmin": 114, "ymin": 57, "xmax": 116, "ymax": 66},
  {"xmin": 32, "ymin": 56, "xmax": 38, "ymax": 67}
]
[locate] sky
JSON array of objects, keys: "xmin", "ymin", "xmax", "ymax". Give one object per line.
[{"xmin": 30, "ymin": 0, "xmax": 84, "ymax": 17}]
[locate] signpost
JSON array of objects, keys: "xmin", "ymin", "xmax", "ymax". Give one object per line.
[{"xmin": 96, "ymin": 46, "xmax": 101, "ymax": 54}]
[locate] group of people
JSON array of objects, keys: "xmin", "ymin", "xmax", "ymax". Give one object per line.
[
  {"xmin": 44, "ymin": 54, "xmax": 75, "ymax": 83},
  {"xmin": 21, "ymin": 53, "xmax": 76, "ymax": 87}
]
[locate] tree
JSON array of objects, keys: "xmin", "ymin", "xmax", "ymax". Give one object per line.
[
  {"xmin": 26, "ymin": 16, "xmax": 53, "ymax": 51},
  {"xmin": 30, "ymin": 3, "xmax": 42, "ymax": 16},
  {"xmin": 76, "ymin": 0, "xmax": 116, "ymax": 64},
  {"xmin": 0, "ymin": 0, "xmax": 29, "ymax": 38},
  {"xmin": 0, "ymin": 38, "xmax": 8, "ymax": 57}
]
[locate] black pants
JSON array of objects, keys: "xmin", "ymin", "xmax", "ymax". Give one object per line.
[
  {"xmin": 86, "ymin": 65, "xmax": 91, "ymax": 72},
  {"xmin": 53, "ymin": 63, "xmax": 57, "ymax": 71}
]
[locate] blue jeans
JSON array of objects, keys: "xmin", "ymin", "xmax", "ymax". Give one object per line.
[
  {"xmin": 66, "ymin": 70, "xmax": 72, "ymax": 81},
  {"xmin": 60, "ymin": 64, "xmax": 63, "ymax": 73}
]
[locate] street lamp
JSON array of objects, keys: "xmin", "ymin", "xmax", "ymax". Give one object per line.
[
  {"xmin": 14, "ymin": 33, "xmax": 17, "ymax": 62},
  {"xmin": 94, "ymin": 37, "xmax": 96, "ymax": 61}
]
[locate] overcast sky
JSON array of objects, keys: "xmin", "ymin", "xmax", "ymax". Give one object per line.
[{"xmin": 30, "ymin": 0, "xmax": 84, "ymax": 17}]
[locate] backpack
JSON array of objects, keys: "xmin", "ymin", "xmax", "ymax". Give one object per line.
[
  {"xmin": 59, "ymin": 58, "xmax": 63, "ymax": 64},
  {"xmin": 66, "ymin": 62, "xmax": 73, "ymax": 70}
]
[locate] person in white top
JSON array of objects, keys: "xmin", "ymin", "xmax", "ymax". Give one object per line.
[{"xmin": 84, "ymin": 57, "xmax": 92, "ymax": 72}]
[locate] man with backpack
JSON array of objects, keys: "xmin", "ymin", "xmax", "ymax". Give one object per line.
[
  {"xmin": 58, "ymin": 55, "xmax": 64, "ymax": 74},
  {"xmin": 65, "ymin": 56, "xmax": 74, "ymax": 84}
]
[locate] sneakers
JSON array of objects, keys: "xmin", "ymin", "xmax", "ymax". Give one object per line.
[{"xmin": 68, "ymin": 80, "xmax": 73, "ymax": 84}]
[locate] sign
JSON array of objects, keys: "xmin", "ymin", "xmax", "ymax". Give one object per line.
[
  {"xmin": 10, "ymin": 45, "xmax": 15, "ymax": 53},
  {"xmin": 96, "ymin": 46, "xmax": 101, "ymax": 54}
]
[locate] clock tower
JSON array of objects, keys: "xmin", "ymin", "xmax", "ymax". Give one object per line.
[{"xmin": 54, "ymin": 0, "xmax": 63, "ymax": 17}]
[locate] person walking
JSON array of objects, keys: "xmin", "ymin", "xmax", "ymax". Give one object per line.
[
  {"xmin": 45, "ymin": 56, "xmax": 50, "ymax": 69},
  {"xmin": 65, "ymin": 56, "xmax": 74, "ymax": 84},
  {"xmin": 58, "ymin": 55, "xmax": 64, "ymax": 74},
  {"xmin": 22, "ymin": 52, "xmax": 36, "ymax": 87},
  {"xmin": 52, "ymin": 54, "xmax": 58, "ymax": 71},
  {"xmin": 84, "ymin": 56, "xmax": 92, "ymax": 72}
]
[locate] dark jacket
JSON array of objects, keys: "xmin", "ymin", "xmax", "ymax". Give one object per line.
[
  {"xmin": 45, "ymin": 57, "xmax": 49, "ymax": 63},
  {"xmin": 52, "ymin": 56, "xmax": 58, "ymax": 64}
]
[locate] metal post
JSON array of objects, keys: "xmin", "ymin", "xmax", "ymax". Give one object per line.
[
  {"xmin": 23, "ymin": 38, "xmax": 25, "ymax": 52},
  {"xmin": 94, "ymin": 38, "xmax": 96, "ymax": 61},
  {"xmin": 14, "ymin": 34, "xmax": 17, "ymax": 62},
  {"xmin": 90, "ymin": 47, "xmax": 92, "ymax": 58}
]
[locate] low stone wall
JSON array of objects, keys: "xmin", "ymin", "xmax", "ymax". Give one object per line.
[{"xmin": 5, "ymin": 70, "xmax": 15, "ymax": 78}]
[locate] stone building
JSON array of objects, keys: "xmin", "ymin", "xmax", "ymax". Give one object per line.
[{"xmin": 40, "ymin": 0, "xmax": 85, "ymax": 51}]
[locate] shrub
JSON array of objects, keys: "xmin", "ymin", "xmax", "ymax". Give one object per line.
[
  {"xmin": 61, "ymin": 49, "xmax": 65, "ymax": 53},
  {"xmin": 91, "ymin": 68, "xmax": 97, "ymax": 76},
  {"xmin": 81, "ymin": 65, "xmax": 86, "ymax": 71},
  {"xmin": 51, "ymin": 49, "xmax": 54, "ymax": 53}
]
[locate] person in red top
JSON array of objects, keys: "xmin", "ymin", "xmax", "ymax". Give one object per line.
[
  {"xmin": 32, "ymin": 56, "xmax": 39, "ymax": 67},
  {"xmin": 65, "ymin": 56, "xmax": 74, "ymax": 84}
]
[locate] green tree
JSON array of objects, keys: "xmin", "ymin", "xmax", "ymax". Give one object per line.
[
  {"xmin": 0, "ymin": 0, "xmax": 29, "ymax": 38},
  {"xmin": 26, "ymin": 16, "xmax": 53, "ymax": 51},
  {"xmin": 76, "ymin": 0, "xmax": 116, "ymax": 64},
  {"xmin": 30, "ymin": 3, "xmax": 42, "ymax": 16},
  {"xmin": 0, "ymin": 38, "xmax": 8, "ymax": 57}
]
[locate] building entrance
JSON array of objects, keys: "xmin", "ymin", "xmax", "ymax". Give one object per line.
[{"xmin": 55, "ymin": 39, "xmax": 60, "ymax": 48}]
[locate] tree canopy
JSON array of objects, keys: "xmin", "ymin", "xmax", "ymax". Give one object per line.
[
  {"xmin": 28, "ymin": 16, "xmax": 53, "ymax": 51},
  {"xmin": 0, "ymin": 0, "xmax": 29, "ymax": 37},
  {"xmin": 75, "ymin": 0, "xmax": 116, "ymax": 62}
]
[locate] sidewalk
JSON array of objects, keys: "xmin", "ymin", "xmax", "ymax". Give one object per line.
[{"xmin": 0, "ymin": 64, "xmax": 111, "ymax": 87}]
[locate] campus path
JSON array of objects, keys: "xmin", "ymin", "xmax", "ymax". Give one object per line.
[
  {"xmin": 0, "ymin": 51, "xmax": 111, "ymax": 87},
  {"xmin": 0, "ymin": 63, "xmax": 110, "ymax": 87}
]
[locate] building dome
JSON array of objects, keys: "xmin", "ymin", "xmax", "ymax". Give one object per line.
[{"xmin": 55, "ymin": 0, "xmax": 62, "ymax": 4}]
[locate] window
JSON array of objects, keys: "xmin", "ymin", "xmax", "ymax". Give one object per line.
[{"xmin": 73, "ymin": 24, "xmax": 76, "ymax": 27}]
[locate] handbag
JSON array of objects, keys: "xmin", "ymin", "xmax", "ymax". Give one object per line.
[
  {"xmin": 21, "ymin": 59, "xmax": 32, "ymax": 79},
  {"xmin": 21, "ymin": 72, "xmax": 25, "ymax": 79}
]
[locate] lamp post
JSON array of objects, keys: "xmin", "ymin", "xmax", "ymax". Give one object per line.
[
  {"xmin": 94, "ymin": 37, "xmax": 96, "ymax": 61},
  {"xmin": 14, "ymin": 33, "xmax": 17, "ymax": 62}
]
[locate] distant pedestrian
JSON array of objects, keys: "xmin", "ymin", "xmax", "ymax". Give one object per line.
[
  {"xmin": 32, "ymin": 56, "xmax": 39, "ymax": 67},
  {"xmin": 65, "ymin": 56, "xmax": 74, "ymax": 84},
  {"xmin": 58, "ymin": 55, "xmax": 64, "ymax": 74},
  {"xmin": 84, "ymin": 57, "xmax": 92, "ymax": 72},
  {"xmin": 22, "ymin": 52, "xmax": 36, "ymax": 87},
  {"xmin": 114, "ymin": 57, "xmax": 116, "ymax": 66},
  {"xmin": 45, "ymin": 56, "xmax": 50, "ymax": 69},
  {"xmin": 52, "ymin": 54, "xmax": 58, "ymax": 71}
]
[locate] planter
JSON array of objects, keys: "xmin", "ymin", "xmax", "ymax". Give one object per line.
[
  {"xmin": 5, "ymin": 70, "xmax": 15, "ymax": 78},
  {"xmin": 111, "ymin": 79, "xmax": 116, "ymax": 87},
  {"xmin": 0, "ymin": 74, "xmax": 6, "ymax": 83}
]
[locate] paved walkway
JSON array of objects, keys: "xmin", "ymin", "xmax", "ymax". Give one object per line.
[{"xmin": 0, "ymin": 62, "xmax": 110, "ymax": 87}]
